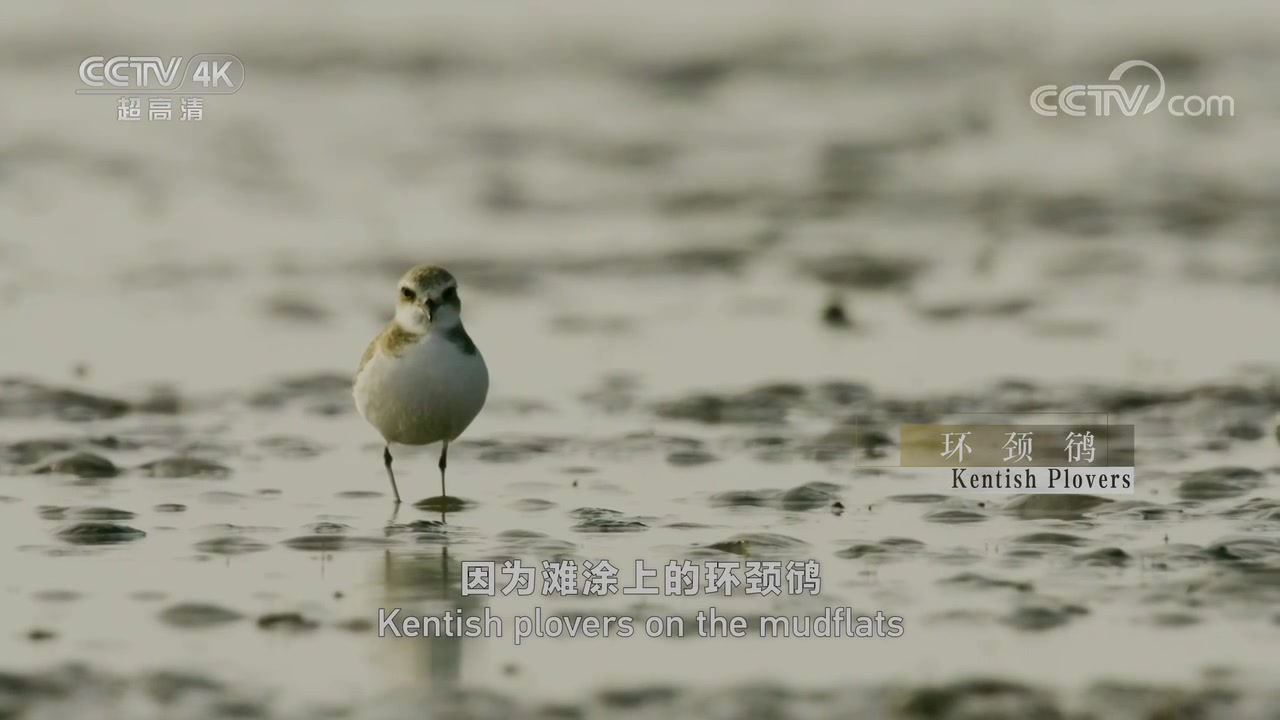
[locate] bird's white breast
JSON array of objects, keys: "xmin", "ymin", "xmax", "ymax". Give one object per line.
[{"xmin": 354, "ymin": 330, "xmax": 489, "ymax": 446}]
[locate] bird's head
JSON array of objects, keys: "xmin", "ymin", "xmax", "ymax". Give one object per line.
[{"xmin": 394, "ymin": 265, "xmax": 462, "ymax": 335}]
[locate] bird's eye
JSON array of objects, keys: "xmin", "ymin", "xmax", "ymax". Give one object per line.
[
  {"xmin": 443, "ymin": 287, "xmax": 457, "ymax": 301},
  {"xmin": 400, "ymin": 287, "xmax": 415, "ymax": 301}
]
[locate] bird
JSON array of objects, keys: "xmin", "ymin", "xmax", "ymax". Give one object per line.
[{"xmin": 353, "ymin": 265, "xmax": 489, "ymax": 506}]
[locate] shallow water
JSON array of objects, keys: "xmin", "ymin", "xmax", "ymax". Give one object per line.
[{"xmin": 3, "ymin": 1, "xmax": 1280, "ymax": 718}]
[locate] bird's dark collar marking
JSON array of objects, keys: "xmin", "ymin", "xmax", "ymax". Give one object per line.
[{"xmin": 445, "ymin": 324, "xmax": 477, "ymax": 355}]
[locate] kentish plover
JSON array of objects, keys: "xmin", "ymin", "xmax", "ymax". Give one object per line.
[{"xmin": 353, "ymin": 265, "xmax": 489, "ymax": 505}]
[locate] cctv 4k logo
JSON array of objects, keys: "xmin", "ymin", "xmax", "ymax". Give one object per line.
[{"xmin": 77, "ymin": 54, "xmax": 244, "ymax": 94}]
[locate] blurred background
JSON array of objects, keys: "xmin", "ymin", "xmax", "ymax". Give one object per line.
[{"xmin": 1, "ymin": 2, "xmax": 1279, "ymax": 719}]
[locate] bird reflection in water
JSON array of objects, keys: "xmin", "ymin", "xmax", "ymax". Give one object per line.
[{"xmin": 379, "ymin": 545, "xmax": 493, "ymax": 696}]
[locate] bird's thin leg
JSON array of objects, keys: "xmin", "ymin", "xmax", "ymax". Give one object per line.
[
  {"xmin": 438, "ymin": 441, "xmax": 449, "ymax": 524},
  {"xmin": 384, "ymin": 445, "xmax": 401, "ymax": 504},
  {"xmin": 438, "ymin": 441, "xmax": 449, "ymax": 498}
]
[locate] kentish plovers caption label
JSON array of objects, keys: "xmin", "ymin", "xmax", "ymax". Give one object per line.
[{"xmin": 353, "ymin": 265, "xmax": 489, "ymax": 509}]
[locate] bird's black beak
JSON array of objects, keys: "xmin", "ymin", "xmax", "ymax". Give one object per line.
[{"xmin": 424, "ymin": 298, "xmax": 439, "ymax": 321}]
